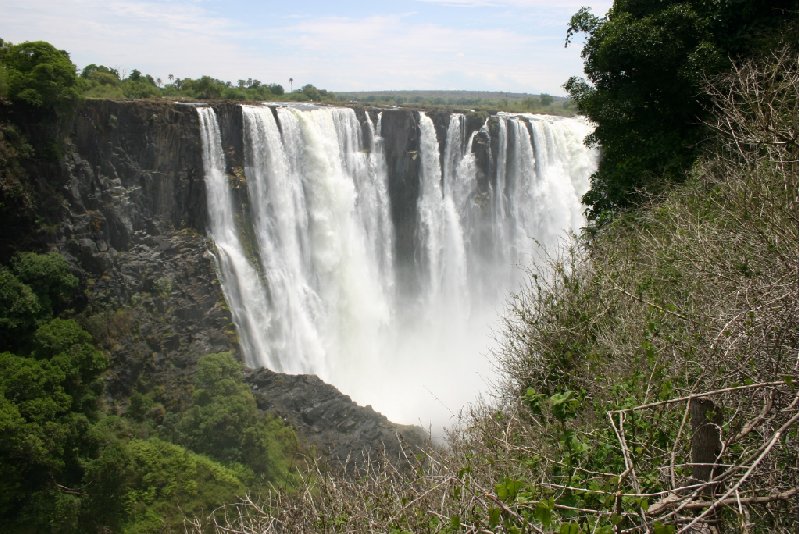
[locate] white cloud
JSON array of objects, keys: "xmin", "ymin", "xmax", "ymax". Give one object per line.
[
  {"xmin": 415, "ymin": 0, "xmax": 612, "ymax": 11},
  {"xmin": 0, "ymin": 0, "xmax": 603, "ymax": 93},
  {"xmin": 259, "ymin": 13, "xmax": 579, "ymax": 93}
]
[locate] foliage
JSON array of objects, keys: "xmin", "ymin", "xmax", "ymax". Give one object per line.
[
  {"xmin": 172, "ymin": 352, "xmax": 297, "ymax": 486},
  {"xmin": 1, "ymin": 40, "xmax": 78, "ymax": 113},
  {"xmin": 0, "ymin": 267, "xmax": 40, "ymax": 342},
  {"xmin": 0, "ymin": 252, "xmax": 78, "ymax": 352},
  {"xmin": 337, "ymin": 89, "xmax": 575, "ymax": 114},
  {"xmin": 0, "ymin": 122, "xmax": 37, "ymax": 255},
  {"xmin": 76, "ymin": 65, "xmax": 305, "ymax": 103},
  {"xmin": 0, "ymin": 253, "xmax": 299, "ymax": 532},
  {"xmin": 12, "ymin": 251, "xmax": 78, "ymax": 317},
  {"xmin": 564, "ymin": 0, "xmax": 797, "ymax": 222},
  {"xmin": 0, "ymin": 40, "xmax": 79, "ymax": 255},
  {"xmin": 0, "ymin": 319, "xmax": 107, "ymax": 532},
  {"xmin": 83, "ymin": 430, "xmax": 246, "ymax": 533},
  {"xmin": 78, "ymin": 64, "xmax": 125, "ymax": 99}
]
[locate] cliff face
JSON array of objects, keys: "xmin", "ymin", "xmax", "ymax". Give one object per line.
[{"xmin": 60, "ymin": 100, "xmax": 236, "ymax": 408}]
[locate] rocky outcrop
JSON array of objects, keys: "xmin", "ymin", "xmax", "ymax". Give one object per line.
[{"xmin": 247, "ymin": 368, "xmax": 429, "ymax": 469}]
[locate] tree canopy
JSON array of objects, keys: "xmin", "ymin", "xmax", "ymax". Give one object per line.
[
  {"xmin": 565, "ymin": 0, "xmax": 797, "ymax": 222},
  {"xmin": 1, "ymin": 40, "xmax": 78, "ymax": 112}
]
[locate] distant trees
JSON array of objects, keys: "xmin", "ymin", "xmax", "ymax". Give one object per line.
[
  {"xmin": 300, "ymin": 83, "xmax": 322, "ymax": 100},
  {"xmin": 564, "ymin": 0, "xmax": 798, "ymax": 223}
]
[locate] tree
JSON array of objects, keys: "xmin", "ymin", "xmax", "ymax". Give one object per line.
[
  {"xmin": 0, "ymin": 320, "xmax": 107, "ymax": 532},
  {"xmin": 80, "ymin": 64, "xmax": 119, "ymax": 80},
  {"xmin": 2, "ymin": 41, "xmax": 78, "ymax": 112},
  {"xmin": 173, "ymin": 353, "xmax": 296, "ymax": 483},
  {"xmin": 0, "ymin": 267, "xmax": 40, "ymax": 345},
  {"xmin": 11, "ymin": 251, "xmax": 78, "ymax": 317},
  {"xmin": 564, "ymin": 0, "xmax": 797, "ymax": 223},
  {"xmin": 539, "ymin": 93, "xmax": 553, "ymax": 106}
]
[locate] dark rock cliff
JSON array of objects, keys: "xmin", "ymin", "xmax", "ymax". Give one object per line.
[
  {"xmin": 61, "ymin": 100, "xmax": 235, "ymax": 409},
  {"xmin": 380, "ymin": 109, "xmax": 422, "ymax": 295}
]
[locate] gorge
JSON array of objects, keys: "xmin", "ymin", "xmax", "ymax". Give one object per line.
[
  {"xmin": 195, "ymin": 103, "xmax": 596, "ymax": 430},
  {"xmin": 60, "ymin": 100, "xmax": 595, "ymax": 436}
]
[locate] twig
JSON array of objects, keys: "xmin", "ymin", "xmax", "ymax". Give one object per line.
[
  {"xmin": 677, "ymin": 412, "xmax": 799, "ymax": 533},
  {"xmin": 609, "ymin": 381, "xmax": 787, "ymax": 413}
]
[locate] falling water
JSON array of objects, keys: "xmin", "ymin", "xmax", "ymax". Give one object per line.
[
  {"xmin": 197, "ymin": 105, "xmax": 596, "ymax": 433},
  {"xmin": 196, "ymin": 107, "xmax": 273, "ymax": 368}
]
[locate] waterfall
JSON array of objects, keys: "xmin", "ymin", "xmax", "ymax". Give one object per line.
[
  {"xmin": 196, "ymin": 107, "xmax": 273, "ymax": 368},
  {"xmin": 417, "ymin": 112, "xmax": 469, "ymax": 318},
  {"xmin": 197, "ymin": 105, "xmax": 596, "ymax": 432}
]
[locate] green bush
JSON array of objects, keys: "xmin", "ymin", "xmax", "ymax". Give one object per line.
[
  {"xmin": 173, "ymin": 352, "xmax": 297, "ymax": 486},
  {"xmin": 84, "ymin": 435, "xmax": 246, "ymax": 533},
  {"xmin": 2, "ymin": 40, "xmax": 78, "ymax": 112}
]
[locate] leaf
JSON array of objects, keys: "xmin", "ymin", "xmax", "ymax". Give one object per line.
[
  {"xmin": 559, "ymin": 522, "xmax": 582, "ymax": 534},
  {"xmin": 495, "ymin": 477, "xmax": 524, "ymax": 502},
  {"xmin": 525, "ymin": 387, "xmax": 545, "ymax": 416},
  {"xmin": 488, "ymin": 507, "xmax": 501, "ymax": 528},
  {"xmin": 533, "ymin": 499, "xmax": 554, "ymax": 528},
  {"xmin": 550, "ymin": 390, "xmax": 581, "ymax": 422}
]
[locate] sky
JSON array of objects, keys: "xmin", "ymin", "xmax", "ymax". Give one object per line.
[{"xmin": 1, "ymin": 0, "xmax": 613, "ymax": 95}]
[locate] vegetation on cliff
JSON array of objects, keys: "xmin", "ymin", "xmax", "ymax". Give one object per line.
[{"xmin": 0, "ymin": 251, "xmax": 299, "ymax": 533}]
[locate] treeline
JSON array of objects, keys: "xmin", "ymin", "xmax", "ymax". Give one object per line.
[
  {"xmin": 0, "ymin": 37, "xmax": 332, "ymax": 106},
  {"xmin": 335, "ymin": 90, "xmax": 574, "ymax": 114},
  {"xmin": 78, "ymin": 63, "xmax": 333, "ymax": 103}
]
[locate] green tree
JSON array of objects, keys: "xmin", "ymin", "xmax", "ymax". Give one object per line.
[
  {"xmin": 80, "ymin": 63, "xmax": 119, "ymax": 80},
  {"xmin": 12, "ymin": 251, "xmax": 78, "ymax": 317},
  {"xmin": 539, "ymin": 93, "xmax": 553, "ymax": 106},
  {"xmin": 0, "ymin": 267, "xmax": 40, "ymax": 345},
  {"xmin": 564, "ymin": 0, "xmax": 797, "ymax": 223},
  {"xmin": 173, "ymin": 352, "xmax": 296, "ymax": 484},
  {"xmin": 2, "ymin": 40, "xmax": 78, "ymax": 111},
  {"xmin": 301, "ymin": 83, "xmax": 322, "ymax": 100},
  {"xmin": 83, "ymin": 433, "xmax": 245, "ymax": 533},
  {"xmin": 0, "ymin": 322, "xmax": 107, "ymax": 531}
]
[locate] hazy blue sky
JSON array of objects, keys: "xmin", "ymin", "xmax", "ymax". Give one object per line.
[{"xmin": 2, "ymin": 0, "xmax": 613, "ymax": 95}]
